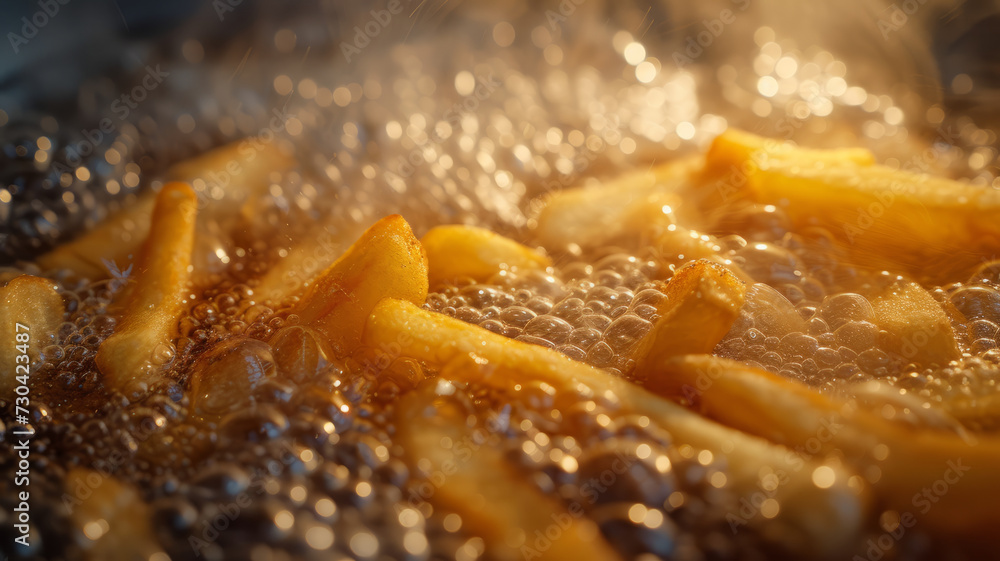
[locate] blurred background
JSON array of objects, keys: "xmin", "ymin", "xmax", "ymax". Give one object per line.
[{"xmin": 1, "ymin": 0, "xmax": 998, "ymax": 263}]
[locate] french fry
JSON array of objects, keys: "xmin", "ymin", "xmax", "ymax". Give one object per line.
[
  {"xmin": 36, "ymin": 195, "xmax": 157, "ymax": 280},
  {"xmin": 699, "ymin": 130, "xmax": 1000, "ymax": 282},
  {"xmin": 396, "ymin": 387, "xmax": 623, "ymax": 561},
  {"xmin": 95, "ymin": 182, "xmax": 196, "ymax": 390},
  {"xmin": 253, "ymin": 220, "xmax": 368, "ymax": 306},
  {"xmin": 66, "ymin": 468, "xmax": 165, "ymax": 560},
  {"xmin": 630, "ymin": 260, "xmax": 746, "ymax": 373},
  {"xmin": 292, "ymin": 215, "xmax": 428, "ymax": 355},
  {"xmin": 870, "ymin": 281, "xmax": 960, "ymax": 368},
  {"xmin": 167, "ymin": 136, "xmax": 294, "ymax": 211},
  {"xmin": 744, "ymin": 161, "xmax": 1000, "ymax": 283},
  {"xmin": 421, "ymin": 225, "xmax": 550, "ymax": 287},
  {"xmin": 654, "ymin": 354, "xmax": 1000, "ymax": 536},
  {"xmin": 37, "ymin": 139, "xmax": 294, "ymax": 281},
  {"xmin": 703, "ymin": 128, "xmax": 875, "ymax": 177},
  {"xmin": 533, "ymin": 156, "xmax": 702, "ymax": 250},
  {"xmin": 363, "ymin": 299, "xmax": 870, "ymax": 555},
  {"xmin": 531, "ymin": 164, "xmax": 748, "ymax": 283},
  {"xmin": 0, "ymin": 275, "xmax": 64, "ymax": 394},
  {"xmin": 695, "ymin": 129, "xmax": 875, "ymax": 220}
]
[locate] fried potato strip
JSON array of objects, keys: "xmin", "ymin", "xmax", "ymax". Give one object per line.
[
  {"xmin": 253, "ymin": 220, "xmax": 368, "ymax": 306},
  {"xmin": 363, "ymin": 298, "xmax": 869, "ymax": 555},
  {"xmin": 396, "ymin": 388, "xmax": 623, "ymax": 561},
  {"xmin": 421, "ymin": 225, "xmax": 550, "ymax": 288},
  {"xmin": 703, "ymin": 128, "xmax": 875, "ymax": 176},
  {"xmin": 696, "ymin": 129, "xmax": 875, "ymax": 218},
  {"xmin": 746, "ymin": 161, "xmax": 1000, "ymax": 283},
  {"xmin": 292, "ymin": 215, "xmax": 428, "ymax": 355},
  {"xmin": 631, "ymin": 260, "xmax": 746, "ymax": 374},
  {"xmin": 95, "ymin": 182, "xmax": 196, "ymax": 390},
  {"xmin": 0, "ymin": 275, "xmax": 64, "ymax": 393},
  {"xmin": 655, "ymin": 354, "xmax": 1000, "ymax": 536},
  {"xmin": 870, "ymin": 281, "xmax": 960, "ymax": 368},
  {"xmin": 533, "ymin": 156, "xmax": 702, "ymax": 250},
  {"xmin": 37, "ymin": 139, "xmax": 293, "ymax": 281}
]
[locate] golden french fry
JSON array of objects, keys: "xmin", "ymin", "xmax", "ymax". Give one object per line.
[
  {"xmin": 533, "ymin": 156, "xmax": 702, "ymax": 250},
  {"xmin": 37, "ymin": 139, "xmax": 294, "ymax": 281},
  {"xmin": 531, "ymin": 162, "xmax": 747, "ymax": 283},
  {"xmin": 630, "ymin": 260, "xmax": 746, "ymax": 374},
  {"xmin": 695, "ymin": 129, "xmax": 875, "ymax": 220},
  {"xmin": 167, "ymin": 136, "xmax": 294, "ymax": 209},
  {"xmin": 655, "ymin": 354, "xmax": 1000, "ymax": 536},
  {"xmin": 743, "ymin": 162, "xmax": 1000, "ymax": 283},
  {"xmin": 363, "ymin": 299, "xmax": 870, "ymax": 555},
  {"xmin": 176, "ymin": 139, "xmax": 295, "ymax": 284},
  {"xmin": 396, "ymin": 387, "xmax": 623, "ymax": 561},
  {"xmin": 95, "ymin": 182, "xmax": 196, "ymax": 390},
  {"xmin": 421, "ymin": 225, "xmax": 550, "ymax": 288},
  {"xmin": 870, "ymin": 281, "xmax": 960, "ymax": 368},
  {"xmin": 66, "ymin": 468, "xmax": 165, "ymax": 560},
  {"xmin": 703, "ymin": 129, "xmax": 875, "ymax": 177},
  {"xmin": 0, "ymin": 275, "xmax": 64, "ymax": 394},
  {"xmin": 292, "ymin": 215, "xmax": 428, "ymax": 355},
  {"xmin": 253, "ymin": 220, "xmax": 368, "ymax": 306},
  {"xmin": 36, "ymin": 195, "xmax": 157, "ymax": 280}
]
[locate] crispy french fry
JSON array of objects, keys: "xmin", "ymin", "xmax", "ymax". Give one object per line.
[
  {"xmin": 533, "ymin": 156, "xmax": 702, "ymax": 250},
  {"xmin": 421, "ymin": 225, "xmax": 550, "ymax": 287},
  {"xmin": 695, "ymin": 129, "xmax": 875, "ymax": 220},
  {"xmin": 37, "ymin": 139, "xmax": 294, "ymax": 281},
  {"xmin": 396, "ymin": 387, "xmax": 623, "ymax": 561},
  {"xmin": 363, "ymin": 299, "xmax": 870, "ymax": 555},
  {"xmin": 654, "ymin": 354, "xmax": 1000, "ymax": 536},
  {"xmin": 66, "ymin": 468, "xmax": 165, "ymax": 560},
  {"xmin": 744, "ymin": 162, "xmax": 1000, "ymax": 283},
  {"xmin": 870, "ymin": 281, "xmax": 960, "ymax": 368},
  {"xmin": 292, "ymin": 215, "xmax": 428, "ymax": 355},
  {"xmin": 95, "ymin": 182, "xmax": 196, "ymax": 390},
  {"xmin": 703, "ymin": 128, "xmax": 875, "ymax": 176},
  {"xmin": 167, "ymin": 136, "xmax": 294, "ymax": 207},
  {"xmin": 0, "ymin": 275, "xmax": 64, "ymax": 394},
  {"xmin": 36, "ymin": 195, "xmax": 157, "ymax": 280},
  {"xmin": 253, "ymin": 220, "xmax": 368, "ymax": 306},
  {"xmin": 531, "ymin": 163, "xmax": 748, "ymax": 283},
  {"xmin": 631, "ymin": 260, "xmax": 746, "ymax": 373}
]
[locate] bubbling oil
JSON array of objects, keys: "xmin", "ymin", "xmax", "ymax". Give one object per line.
[{"xmin": 4, "ymin": 3, "xmax": 1000, "ymax": 561}]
